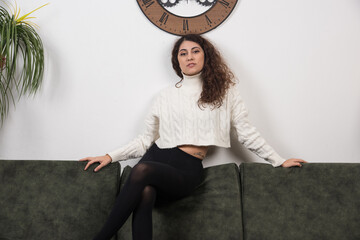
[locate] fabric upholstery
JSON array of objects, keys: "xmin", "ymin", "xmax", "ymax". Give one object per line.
[
  {"xmin": 2, "ymin": 159, "xmax": 358, "ymax": 240},
  {"xmin": 240, "ymin": 163, "xmax": 360, "ymax": 240},
  {"xmin": 118, "ymin": 163, "xmax": 243, "ymax": 240},
  {"xmin": 0, "ymin": 160, "xmax": 120, "ymax": 240}
]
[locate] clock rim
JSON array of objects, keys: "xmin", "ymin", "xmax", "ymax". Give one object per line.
[{"xmin": 137, "ymin": 0, "xmax": 238, "ymax": 36}]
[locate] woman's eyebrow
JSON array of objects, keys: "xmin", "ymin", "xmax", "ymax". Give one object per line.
[{"xmin": 179, "ymin": 47, "xmax": 200, "ymax": 52}]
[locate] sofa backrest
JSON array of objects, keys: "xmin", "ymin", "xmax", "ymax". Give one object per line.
[
  {"xmin": 117, "ymin": 163, "xmax": 243, "ymax": 240},
  {"xmin": 0, "ymin": 160, "xmax": 120, "ymax": 240},
  {"xmin": 240, "ymin": 163, "xmax": 360, "ymax": 240},
  {"xmin": 3, "ymin": 160, "xmax": 358, "ymax": 240}
]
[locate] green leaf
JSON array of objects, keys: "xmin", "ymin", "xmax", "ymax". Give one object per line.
[{"xmin": 0, "ymin": 4, "xmax": 45, "ymax": 125}]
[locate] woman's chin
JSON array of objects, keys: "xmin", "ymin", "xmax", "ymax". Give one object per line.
[{"xmin": 184, "ymin": 70, "xmax": 201, "ymax": 76}]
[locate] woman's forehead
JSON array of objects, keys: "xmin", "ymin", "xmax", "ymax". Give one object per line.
[{"xmin": 179, "ymin": 40, "xmax": 202, "ymax": 51}]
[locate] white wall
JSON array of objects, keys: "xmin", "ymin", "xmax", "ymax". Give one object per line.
[{"xmin": 1, "ymin": 0, "xmax": 359, "ymax": 169}]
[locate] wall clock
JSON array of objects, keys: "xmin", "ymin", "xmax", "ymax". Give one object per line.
[{"xmin": 137, "ymin": 0, "xmax": 238, "ymax": 36}]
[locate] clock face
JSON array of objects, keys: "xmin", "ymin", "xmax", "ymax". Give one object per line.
[{"xmin": 137, "ymin": 0, "xmax": 238, "ymax": 36}]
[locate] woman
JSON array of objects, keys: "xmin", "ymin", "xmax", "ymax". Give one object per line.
[{"xmin": 80, "ymin": 34, "xmax": 306, "ymax": 240}]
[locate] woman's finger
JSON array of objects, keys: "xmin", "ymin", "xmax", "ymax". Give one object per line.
[
  {"xmin": 94, "ymin": 162, "xmax": 105, "ymax": 172},
  {"xmin": 79, "ymin": 157, "xmax": 92, "ymax": 162},
  {"xmin": 80, "ymin": 155, "xmax": 111, "ymax": 172},
  {"xmin": 282, "ymin": 158, "xmax": 306, "ymax": 168},
  {"xmin": 84, "ymin": 160, "xmax": 96, "ymax": 171}
]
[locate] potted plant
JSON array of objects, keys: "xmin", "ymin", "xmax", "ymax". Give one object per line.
[{"xmin": 0, "ymin": 2, "xmax": 48, "ymax": 125}]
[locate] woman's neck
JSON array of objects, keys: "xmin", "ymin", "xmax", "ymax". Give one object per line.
[{"xmin": 181, "ymin": 72, "xmax": 203, "ymax": 92}]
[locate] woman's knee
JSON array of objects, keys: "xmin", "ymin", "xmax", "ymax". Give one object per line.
[
  {"xmin": 141, "ymin": 185, "xmax": 156, "ymax": 204},
  {"xmin": 142, "ymin": 185, "xmax": 156, "ymax": 196},
  {"xmin": 129, "ymin": 163, "xmax": 154, "ymax": 184}
]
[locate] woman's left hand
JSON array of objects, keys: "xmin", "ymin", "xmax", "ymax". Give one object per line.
[{"xmin": 281, "ymin": 158, "xmax": 308, "ymax": 168}]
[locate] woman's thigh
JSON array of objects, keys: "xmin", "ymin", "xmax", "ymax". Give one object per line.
[{"xmin": 130, "ymin": 160, "xmax": 202, "ymax": 199}]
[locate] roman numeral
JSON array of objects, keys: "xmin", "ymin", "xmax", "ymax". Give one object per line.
[
  {"xmin": 205, "ymin": 15, "xmax": 212, "ymax": 26},
  {"xmin": 142, "ymin": 0, "xmax": 154, "ymax": 8},
  {"xmin": 159, "ymin": 12, "xmax": 169, "ymax": 25},
  {"xmin": 183, "ymin": 19, "xmax": 189, "ymax": 31},
  {"xmin": 218, "ymin": 0, "xmax": 230, "ymax": 8}
]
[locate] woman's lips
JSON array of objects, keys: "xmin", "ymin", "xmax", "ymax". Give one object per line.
[{"xmin": 187, "ymin": 63, "xmax": 196, "ymax": 68}]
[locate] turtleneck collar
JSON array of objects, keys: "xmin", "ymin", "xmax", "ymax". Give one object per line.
[{"xmin": 180, "ymin": 72, "xmax": 203, "ymax": 92}]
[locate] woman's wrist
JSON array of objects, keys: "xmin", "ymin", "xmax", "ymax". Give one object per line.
[{"xmin": 105, "ymin": 154, "xmax": 112, "ymax": 163}]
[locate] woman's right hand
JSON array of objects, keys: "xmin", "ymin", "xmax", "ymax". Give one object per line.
[{"xmin": 79, "ymin": 154, "xmax": 112, "ymax": 172}]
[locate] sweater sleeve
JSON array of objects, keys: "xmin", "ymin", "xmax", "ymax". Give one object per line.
[
  {"xmin": 107, "ymin": 96, "xmax": 160, "ymax": 162},
  {"xmin": 229, "ymin": 86, "xmax": 286, "ymax": 167}
]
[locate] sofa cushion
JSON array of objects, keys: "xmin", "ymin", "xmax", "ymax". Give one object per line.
[
  {"xmin": 0, "ymin": 160, "xmax": 120, "ymax": 240},
  {"xmin": 118, "ymin": 163, "xmax": 243, "ymax": 240},
  {"xmin": 240, "ymin": 163, "xmax": 360, "ymax": 240}
]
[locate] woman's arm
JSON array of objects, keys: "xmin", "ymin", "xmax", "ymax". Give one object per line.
[
  {"xmin": 107, "ymin": 111, "xmax": 159, "ymax": 162},
  {"xmin": 80, "ymin": 95, "xmax": 160, "ymax": 170},
  {"xmin": 107, "ymin": 95, "xmax": 160, "ymax": 162},
  {"xmin": 230, "ymin": 86, "xmax": 306, "ymax": 167}
]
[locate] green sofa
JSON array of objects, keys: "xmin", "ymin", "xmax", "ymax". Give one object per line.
[
  {"xmin": 1, "ymin": 160, "xmax": 359, "ymax": 240},
  {"xmin": 0, "ymin": 160, "xmax": 120, "ymax": 240}
]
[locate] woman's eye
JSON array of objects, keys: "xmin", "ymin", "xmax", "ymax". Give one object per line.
[
  {"xmin": 179, "ymin": 52, "xmax": 187, "ymax": 56},
  {"xmin": 193, "ymin": 50, "xmax": 200, "ymax": 54}
]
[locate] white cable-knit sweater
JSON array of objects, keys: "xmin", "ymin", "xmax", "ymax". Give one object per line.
[{"xmin": 108, "ymin": 73, "xmax": 286, "ymax": 167}]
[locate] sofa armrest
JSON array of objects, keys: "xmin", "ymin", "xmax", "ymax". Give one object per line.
[
  {"xmin": 240, "ymin": 163, "xmax": 360, "ymax": 240},
  {"xmin": 0, "ymin": 160, "xmax": 120, "ymax": 240}
]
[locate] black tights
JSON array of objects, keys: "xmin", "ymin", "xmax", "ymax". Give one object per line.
[{"xmin": 93, "ymin": 144, "xmax": 204, "ymax": 240}]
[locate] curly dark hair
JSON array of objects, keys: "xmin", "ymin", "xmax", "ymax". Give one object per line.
[{"xmin": 171, "ymin": 34, "xmax": 235, "ymax": 109}]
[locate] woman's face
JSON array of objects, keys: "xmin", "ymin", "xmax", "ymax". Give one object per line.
[{"xmin": 177, "ymin": 40, "xmax": 205, "ymax": 76}]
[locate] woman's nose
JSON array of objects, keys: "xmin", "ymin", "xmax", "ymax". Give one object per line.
[{"xmin": 187, "ymin": 54, "xmax": 194, "ymax": 61}]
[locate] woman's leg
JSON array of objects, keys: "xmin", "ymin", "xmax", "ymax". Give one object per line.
[
  {"xmin": 132, "ymin": 186, "xmax": 156, "ymax": 240},
  {"xmin": 93, "ymin": 161, "xmax": 201, "ymax": 240}
]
